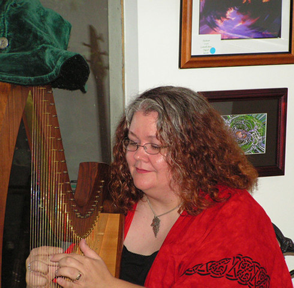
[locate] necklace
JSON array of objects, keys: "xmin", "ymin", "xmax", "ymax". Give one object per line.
[{"xmin": 146, "ymin": 197, "xmax": 180, "ymax": 238}]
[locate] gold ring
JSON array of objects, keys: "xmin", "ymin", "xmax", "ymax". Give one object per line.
[{"xmin": 75, "ymin": 272, "xmax": 82, "ymax": 281}]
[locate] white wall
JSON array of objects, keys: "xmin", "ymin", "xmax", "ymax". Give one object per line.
[
  {"xmin": 40, "ymin": 0, "xmax": 111, "ymax": 178},
  {"xmin": 124, "ymin": 0, "xmax": 294, "ymax": 269}
]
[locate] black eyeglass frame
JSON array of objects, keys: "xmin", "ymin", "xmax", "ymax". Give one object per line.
[{"xmin": 122, "ymin": 138, "xmax": 168, "ymax": 155}]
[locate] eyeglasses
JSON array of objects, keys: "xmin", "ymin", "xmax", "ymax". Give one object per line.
[{"xmin": 123, "ymin": 138, "xmax": 168, "ymax": 155}]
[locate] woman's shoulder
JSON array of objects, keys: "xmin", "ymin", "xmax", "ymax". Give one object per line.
[
  {"xmin": 175, "ymin": 185, "xmax": 273, "ymax": 246},
  {"xmin": 215, "ymin": 185, "xmax": 267, "ymax": 219},
  {"xmin": 183, "ymin": 185, "xmax": 266, "ymax": 222},
  {"xmin": 151, "ymin": 186, "xmax": 292, "ymax": 288}
]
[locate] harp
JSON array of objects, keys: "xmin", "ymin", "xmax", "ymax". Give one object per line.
[{"xmin": 0, "ymin": 83, "xmax": 123, "ymax": 286}]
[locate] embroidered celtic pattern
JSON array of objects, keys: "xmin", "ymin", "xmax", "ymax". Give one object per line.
[{"xmin": 182, "ymin": 254, "xmax": 270, "ymax": 287}]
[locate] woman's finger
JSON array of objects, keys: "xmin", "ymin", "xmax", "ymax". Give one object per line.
[
  {"xmin": 55, "ymin": 276, "xmax": 76, "ymax": 288},
  {"xmin": 26, "ymin": 270, "xmax": 49, "ymax": 287},
  {"xmin": 51, "ymin": 253, "xmax": 83, "ymax": 267},
  {"xmin": 29, "ymin": 246, "xmax": 63, "ymax": 257},
  {"xmin": 55, "ymin": 266, "xmax": 83, "ymax": 282},
  {"xmin": 26, "ymin": 246, "xmax": 64, "ymax": 272},
  {"xmin": 28, "ymin": 260, "xmax": 50, "ymax": 274},
  {"xmin": 79, "ymin": 239, "xmax": 101, "ymax": 259}
]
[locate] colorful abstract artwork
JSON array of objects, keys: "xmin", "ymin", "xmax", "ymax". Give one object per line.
[{"xmin": 199, "ymin": 0, "xmax": 282, "ymax": 40}]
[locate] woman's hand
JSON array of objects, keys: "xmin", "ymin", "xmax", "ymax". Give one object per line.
[
  {"xmin": 26, "ymin": 246, "xmax": 63, "ymax": 287},
  {"xmin": 51, "ymin": 239, "xmax": 116, "ymax": 288}
]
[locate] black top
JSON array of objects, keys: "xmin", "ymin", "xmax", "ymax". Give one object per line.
[{"xmin": 120, "ymin": 246, "xmax": 159, "ymax": 286}]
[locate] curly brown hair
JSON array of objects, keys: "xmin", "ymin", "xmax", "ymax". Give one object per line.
[{"xmin": 110, "ymin": 86, "xmax": 258, "ymax": 215}]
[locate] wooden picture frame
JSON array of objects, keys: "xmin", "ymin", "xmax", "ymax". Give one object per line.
[
  {"xmin": 180, "ymin": 0, "xmax": 294, "ymax": 68},
  {"xmin": 200, "ymin": 88, "xmax": 287, "ymax": 177}
]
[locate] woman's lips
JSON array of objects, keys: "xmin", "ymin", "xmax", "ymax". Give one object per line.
[{"xmin": 136, "ymin": 167, "xmax": 150, "ymax": 173}]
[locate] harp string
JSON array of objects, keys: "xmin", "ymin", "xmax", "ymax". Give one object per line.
[
  {"xmin": 29, "ymin": 86, "xmax": 103, "ymax": 243},
  {"xmin": 26, "ymin": 86, "xmax": 120, "ymax": 285},
  {"xmin": 29, "ymin": 87, "xmax": 78, "ymax": 251}
]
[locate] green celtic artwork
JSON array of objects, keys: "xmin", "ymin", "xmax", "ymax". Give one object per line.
[{"xmin": 222, "ymin": 113, "xmax": 267, "ymax": 155}]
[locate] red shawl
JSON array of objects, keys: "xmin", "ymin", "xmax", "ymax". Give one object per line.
[{"xmin": 124, "ymin": 187, "xmax": 292, "ymax": 287}]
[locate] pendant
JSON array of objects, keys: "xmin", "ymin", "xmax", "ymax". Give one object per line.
[{"xmin": 151, "ymin": 216, "xmax": 160, "ymax": 237}]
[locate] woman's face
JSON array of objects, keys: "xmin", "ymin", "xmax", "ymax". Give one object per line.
[{"xmin": 126, "ymin": 110, "xmax": 173, "ymax": 198}]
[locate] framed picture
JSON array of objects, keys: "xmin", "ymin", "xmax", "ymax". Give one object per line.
[
  {"xmin": 180, "ymin": 0, "xmax": 294, "ymax": 68},
  {"xmin": 200, "ymin": 88, "xmax": 287, "ymax": 177}
]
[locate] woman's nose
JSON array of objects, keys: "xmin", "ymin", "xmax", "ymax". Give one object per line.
[{"xmin": 133, "ymin": 145, "xmax": 148, "ymax": 160}]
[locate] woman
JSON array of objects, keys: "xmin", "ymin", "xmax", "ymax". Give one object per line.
[{"xmin": 26, "ymin": 86, "xmax": 293, "ymax": 287}]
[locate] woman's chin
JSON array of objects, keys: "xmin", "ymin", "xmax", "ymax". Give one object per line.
[{"xmin": 133, "ymin": 179, "xmax": 154, "ymax": 192}]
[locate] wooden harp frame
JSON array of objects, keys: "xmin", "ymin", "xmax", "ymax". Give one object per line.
[{"xmin": 0, "ymin": 83, "xmax": 123, "ymax": 286}]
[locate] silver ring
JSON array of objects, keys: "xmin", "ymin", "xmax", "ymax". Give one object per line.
[
  {"xmin": 27, "ymin": 262, "xmax": 32, "ymax": 272},
  {"xmin": 75, "ymin": 272, "xmax": 82, "ymax": 281}
]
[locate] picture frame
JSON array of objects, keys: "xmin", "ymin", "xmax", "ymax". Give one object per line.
[
  {"xmin": 180, "ymin": 0, "xmax": 294, "ymax": 68},
  {"xmin": 200, "ymin": 88, "xmax": 287, "ymax": 177}
]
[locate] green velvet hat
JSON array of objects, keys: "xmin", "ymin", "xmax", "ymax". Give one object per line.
[{"xmin": 0, "ymin": 0, "xmax": 89, "ymax": 92}]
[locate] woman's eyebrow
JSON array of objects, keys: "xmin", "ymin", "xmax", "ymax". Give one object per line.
[
  {"xmin": 128, "ymin": 131, "xmax": 158, "ymax": 140},
  {"xmin": 128, "ymin": 131, "xmax": 138, "ymax": 138}
]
